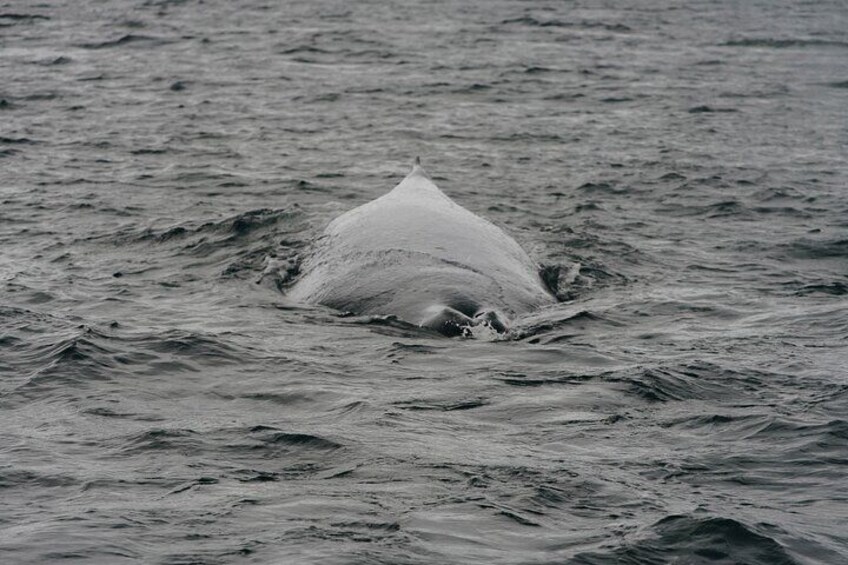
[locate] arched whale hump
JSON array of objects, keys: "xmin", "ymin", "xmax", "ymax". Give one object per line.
[{"xmin": 287, "ymin": 159, "xmax": 557, "ymax": 337}]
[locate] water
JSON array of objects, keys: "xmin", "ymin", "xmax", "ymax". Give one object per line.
[{"xmin": 1, "ymin": 0, "xmax": 847, "ymax": 563}]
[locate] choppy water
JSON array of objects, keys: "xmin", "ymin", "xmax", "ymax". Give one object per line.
[{"xmin": 2, "ymin": 1, "xmax": 847, "ymax": 563}]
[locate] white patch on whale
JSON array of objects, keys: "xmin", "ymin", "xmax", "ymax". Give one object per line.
[{"xmin": 287, "ymin": 160, "xmax": 556, "ymax": 336}]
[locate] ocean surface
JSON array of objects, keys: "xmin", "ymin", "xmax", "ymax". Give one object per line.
[{"xmin": 2, "ymin": 0, "xmax": 847, "ymax": 563}]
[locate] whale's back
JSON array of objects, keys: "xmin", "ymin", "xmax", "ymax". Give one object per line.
[{"xmin": 288, "ymin": 165, "xmax": 554, "ymax": 328}]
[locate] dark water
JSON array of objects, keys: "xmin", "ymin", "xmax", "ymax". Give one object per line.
[{"xmin": 2, "ymin": 0, "xmax": 847, "ymax": 563}]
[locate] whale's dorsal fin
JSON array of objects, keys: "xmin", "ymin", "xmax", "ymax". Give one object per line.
[{"xmin": 410, "ymin": 156, "xmax": 429, "ymax": 178}]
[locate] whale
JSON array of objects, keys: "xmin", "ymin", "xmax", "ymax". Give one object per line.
[{"xmin": 287, "ymin": 159, "xmax": 556, "ymax": 336}]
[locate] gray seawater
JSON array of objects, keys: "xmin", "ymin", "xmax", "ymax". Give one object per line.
[{"xmin": 2, "ymin": 0, "xmax": 847, "ymax": 563}]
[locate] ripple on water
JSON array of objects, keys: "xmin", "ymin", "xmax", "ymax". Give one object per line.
[{"xmin": 571, "ymin": 514, "xmax": 800, "ymax": 565}]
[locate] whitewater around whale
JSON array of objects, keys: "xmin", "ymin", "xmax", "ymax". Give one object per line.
[{"xmin": 287, "ymin": 160, "xmax": 556, "ymax": 336}]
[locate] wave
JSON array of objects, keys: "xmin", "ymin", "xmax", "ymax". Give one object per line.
[
  {"xmin": 1, "ymin": 329, "xmax": 123, "ymax": 406},
  {"xmin": 792, "ymin": 281, "xmax": 848, "ymax": 296},
  {"xmin": 0, "ymin": 468, "xmax": 78, "ymax": 489},
  {"xmin": 724, "ymin": 38, "xmax": 848, "ymax": 49},
  {"xmin": 0, "ymin": 13, "xmax": 50, "ymax": 26},
  {"xmin": 84, "ymin": 207, "xmax": 308, "ymax": 283},
  {"xmin": 119, "ymin": 428, "xmax": 200, "ymax": 456},
  {"xmin": 78, "ymin": 34, "xmax": 176, "ymax": 49},
  {"xmin": 0, "ymin": 307, "xmax": 256, "ymax": 408},
  {"xmin": 491, "ymin": 361, "xmax": 790, "ymax": 403},
  {"xmin": 604, "ymin": 365, "xmax": 727, "ymax": 403},
  {"xmin": 781, "ymin": 238, "xmax": 848, "ymax": 259},
  {"xmin": 571, "ymin": 514, "xmax": 799, "ymax": 564},
  {"xmin": 688, "ymin": 105, "xmax": 738, "ymax": 113},
  {"xmin": 500, "ymin": 16, "xmax": 631, "ymax": 33}
]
